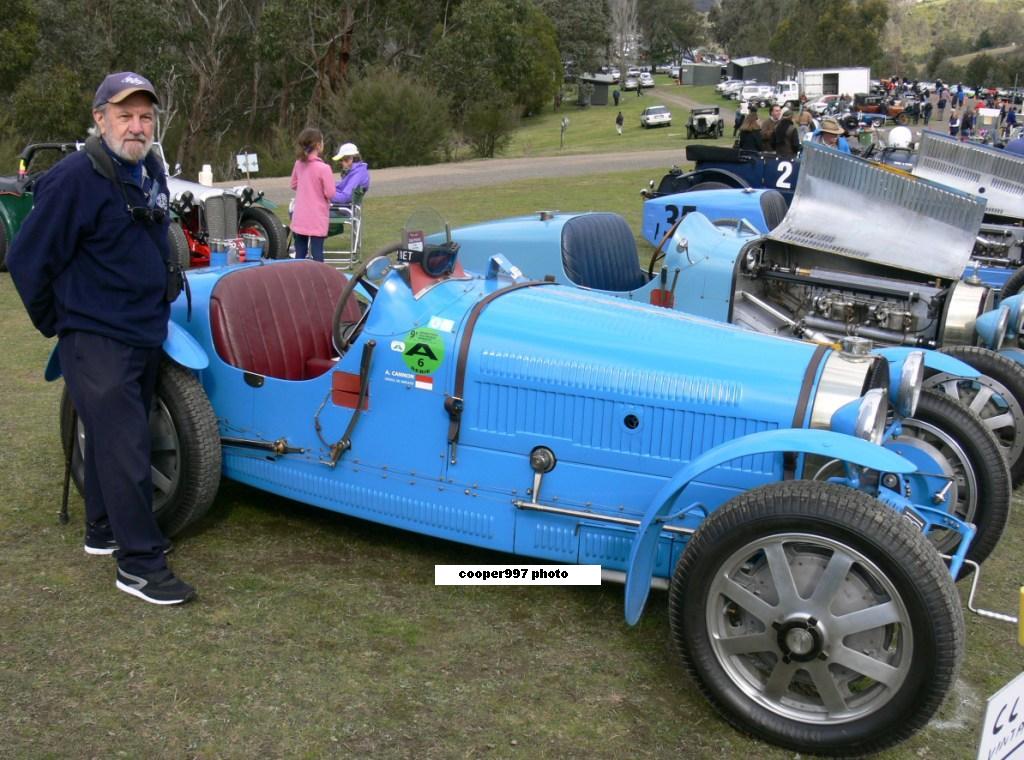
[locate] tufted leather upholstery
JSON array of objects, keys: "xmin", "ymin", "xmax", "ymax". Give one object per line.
[
  {"xmin": 560, "ymin": 213, "xmax": 648, "ymax": 292},
  {"xmin": 759, "ymin": 189, "xmax": 789, "ymax": 231},
  {"xmin": 210, "ymin": 260, "xmax": 360, "ymax": 380}
]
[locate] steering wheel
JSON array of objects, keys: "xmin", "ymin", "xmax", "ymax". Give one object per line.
[
  {"xmin": 647, "ymin": 216, "xmax": 685, "ymax": 278},
  {"xmin": 332, "ymin": 242, "xmax": 403, "ymax": 354}
]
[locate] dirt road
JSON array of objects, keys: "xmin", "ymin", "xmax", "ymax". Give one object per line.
[{"xmin": 237, "ymin": 148, "xmax": 688, "ymax": 205}]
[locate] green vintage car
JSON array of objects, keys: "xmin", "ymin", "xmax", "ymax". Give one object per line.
[{"xmin": 0, "ymin": 142, "xmax": 83, "ymax": 270}]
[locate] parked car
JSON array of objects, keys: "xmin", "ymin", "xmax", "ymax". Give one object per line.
[
  {"xmin": 808, "ymin": 94, "xmax": 840, "ymax": 115},
  {"xmin": 686, "ymin": 107, "xmax": 724, "ymax": 139},
  {"xmin": 639, "ymin": 72, "xmax": 655, "ymax": 88},
  {"xmin": 739, "ymin": 83, "xmax": 773, "ymax": 107},
  {"xmin": 0, "ymin": 140, "xmax": 288, "ymax": 271},
  {"xmin": 55, "ymin": 209, "xmax": 975, "ymax": 757},
  {"xmin": 622, "ymin": 77, "xmax": 640, "ymax": 91},
  {"xmin": 0, "ymin": 141, "xmax": 83, "ymax": 270},
  {"xmin": 640, "ymin": 105, "xmax": 672, "ymax": 128}
]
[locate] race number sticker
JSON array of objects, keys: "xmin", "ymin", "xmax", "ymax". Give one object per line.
[{"xmin": 402, "ymin": 328, "xmax": 445, "ymax": 375}]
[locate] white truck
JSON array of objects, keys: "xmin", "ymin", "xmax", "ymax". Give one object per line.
[{"xmin": 797, "ymin": 67, "xmax": 871, "ymax": 100}]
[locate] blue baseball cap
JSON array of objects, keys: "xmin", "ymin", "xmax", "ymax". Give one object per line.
[{"xmin": 93, "ymin": 72, "xmax": 158, "ymax": 108}]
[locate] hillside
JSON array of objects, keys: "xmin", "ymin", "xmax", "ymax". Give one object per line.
[{"xmin": 889, "ymin": 0, "xmax": 1024, "ymax": 61}]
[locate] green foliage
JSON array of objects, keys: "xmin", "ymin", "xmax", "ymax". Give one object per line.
[
  {"xmin": 965, "ymin": 53, "xmax": 996, "ymax": 87},
  {"xmin": 770, "ymin": 0, "xmax": 888, "ymax": 71},
  {"xmin": 327, "ymin": 70, "xmax": 451, "ymax": 168},
  {"xmin": 11, "ymin": 66, "xmax": 88, "ymax": 142},
  {"xmin": 430, "ymin": 0, "xmax": 562, "ymax": 119},
  {"xmin": 536, "ymin": 0, "xmax": 610, "ymax": 72},
  {"xmin": 639, "ymin": 0, "xmax": 704, "ymax": 63},
  {"xmin": 708, "ymin": 0, "xmax": 789, "ymax": 57},
  {"xmin": 462, "ymin": 98, "xmax": 520, "ymax": 158},
  {"xmin": 0, "ymin": 0, "xmax": 39, "ymax": 93}
]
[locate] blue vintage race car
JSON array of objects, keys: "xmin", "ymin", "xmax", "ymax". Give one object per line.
[
  {"xmin": 630, "ymin": 143, "xmax": 1024, "ymax": 483},
  {"xmin": 54, "ymin": 213, "xmax": 979, "ymax": 756}
]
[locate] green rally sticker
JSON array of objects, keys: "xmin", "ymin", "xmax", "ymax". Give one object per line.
[{"xmin": 402, "ymin": 328, "xmax": 445, "ymax": 374}]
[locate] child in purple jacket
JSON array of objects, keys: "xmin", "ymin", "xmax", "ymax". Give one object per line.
[
  {"xmin": 289, "ymin": 128, "xmax": 335, "ymax": 262},
  {"xmin": 331, "ymin": 142, "xmax": 371, "ymax": 205}
]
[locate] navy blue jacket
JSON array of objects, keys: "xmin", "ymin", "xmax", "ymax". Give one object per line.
[{"xmin": 7, "ymin": 142, "xmax": 171, "ymax": 347}]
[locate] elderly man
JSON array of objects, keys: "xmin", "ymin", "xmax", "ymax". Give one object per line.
[
  {"xmin": 811, "ymin": 116, "xmax": 852, "ymax": 153},
  {"xmin": 7, "ymin": 72, "xmax": 195, "ymax": 605}
]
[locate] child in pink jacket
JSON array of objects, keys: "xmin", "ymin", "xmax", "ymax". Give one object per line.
[{"xmin": 289, "ymin": 128, "xmax": 335, "ymax": 261}]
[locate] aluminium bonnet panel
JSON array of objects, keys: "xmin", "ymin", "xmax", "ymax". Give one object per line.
[
  {"xmin": 768, "ymin": 141, "xmax": 986, "ymax": 280},
  {"xmin": 912, "ymin": 130, "xmax": 1024, "ymax": 220}
]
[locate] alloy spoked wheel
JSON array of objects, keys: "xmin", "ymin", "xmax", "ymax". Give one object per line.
[
  {"xmin": 672, "ymin": 481, "xmax": 963, "ymax": 756},
  {"xmin": 705, "ymin": 533, "xmax": 913, "ymax": 724},
  {"xmin": 924, "ymin": 371, "xmax": 1023, "ymax": 474}
]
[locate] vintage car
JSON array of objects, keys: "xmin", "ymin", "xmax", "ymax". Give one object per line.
[
  {"xmin": 0, "ymin": 142, "xmax": 86, "ymax": 270},
  {"xmin": 642, "ymin": 145, "xmax": 800, "ymax": 206},
  {"xmin": 853, "ymin": 93, "xmax": 909, "ymax": 125},
  {"xmin": 0, "ymin": 140, "xmax": 288, "ymax": 271},
  {"xmin": 516, "ymin": 144, "xmax": 1024, "ymax": 488},
  {"xmin": 686, "ymin": 107, "xmax": 724, "ymax": 139},
  {"xmin": 911, "ymin": 130, "xmax": 1024, "ymax": 293},
  {"xmin": 53, "ymin": 212, "xmax": 982, "ymax": 756}
]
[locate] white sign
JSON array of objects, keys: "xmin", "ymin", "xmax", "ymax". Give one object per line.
[
  {"xmin": 235, "ymin": 152, "xmax": 259, "ymax": 173},
  {"xmin": 978, "ymin": 671, "xmax": 1024, "ymax": 760}
]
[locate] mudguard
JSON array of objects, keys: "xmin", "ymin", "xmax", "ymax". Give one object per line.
[
  {"xmin": 623, "ymin": 428, "xmax": 915, "ymax": 625},
  {"xmin": 43, "ymin": 320, "xmax": 208, "ymax": 381},
  {"xmin": 876, "ymin": 346, "xmax": 980, "ymax": 379}
]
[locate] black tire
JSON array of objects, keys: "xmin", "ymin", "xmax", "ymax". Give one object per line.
[
  {"xmin": 896, "ymin": 390, "xmax": 1010, "ymax": 568},
  {"xmin": 687, "ymin": 127, "xmax": 695, "ymax": 139},
  {"xmin": 59, "ymin": 360, "xmax": 221, "ymax": 537},
  {"xmin": 1000, "ymin": 265, "xmax": 1024, "ymax": 299},
  {"xmin": 167, "ymin": 222, "xmax": 191, "ymax": 271},
  {"xmin": 239, "ymin": 205, "xmax": 288, "ymax": 260},
  {"xmin": 930, "ymin": 344, "xmax": 1024, "ymax": 485},
  {"xmin": 670, "ymin": 481, "xmax": 963, "ymax": 756},
  {"xmin": 896, "ymin": 113, "xmax": 909, "ymax": 125},
  {"xmin": 0, "ymin": 221, "xmax": 8, "ymax": 272}
]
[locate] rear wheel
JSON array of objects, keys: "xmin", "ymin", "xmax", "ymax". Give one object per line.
[
  {"xmin": 893, "ymin": 390, "xmax": 1010, "ymax": 568},
  {"xmin": 60, "ymin": 361, "xmax": 221, "ymax": 536},
  {"xmin": 168, "ymin": 222, "xmax": 191, "ymax": 270},
  {"xmin": 930, "ymin": 345, "xmax": 1024, "ymax": 484},
  {"xmin": 671, "ymin": 481, "xmax": 962, "ymax": 756},
  {"xmin": 239, "ymin": 205, "xmax": 288, "ymax": 259}
]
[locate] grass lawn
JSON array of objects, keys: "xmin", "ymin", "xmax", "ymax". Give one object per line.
[
  {"xmin": 505, "ymin": 77, "xmax": 731, "ymax": 158},
  {"xmin": 2, "ymin": 170, "xmax": 1022, "ymax": 759}
]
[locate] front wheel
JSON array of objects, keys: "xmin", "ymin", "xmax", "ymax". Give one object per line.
[
  {"xmin": 60, "ymin": 361, "xmax": 221, "ymax": 537},
  {"xmin": 670, "ymin": 481, "xmax": 963, "ymax": 756},
  {"xmin": 239, "ymin": 205, "xmax": 288, "ymax": 259},
  {"xmin": 930, "ymin": 344, "xmax": 1024, "ymax": 484}
]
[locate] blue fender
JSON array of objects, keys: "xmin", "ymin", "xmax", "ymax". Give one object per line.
[
  {"xmin": 44, "ymin": 320, "xmax": 208, "ymax": 381},
  {"xmin": 998, "ymin": 347, "xmax": 1024, "ymax": 366},
  {"xmin": 164, "ymin": 320, "xmax": 209, "ymax": 370},
  {"xmin": 875, "ymin": 346, "xmax": 980, "ymax": 379},
  {"xmin": 623, "ymin": 428, "xmax": 915, "ymax": 625}
]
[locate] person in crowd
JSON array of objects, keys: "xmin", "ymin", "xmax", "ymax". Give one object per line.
[
  {"xmin": 949, "ymin": 108, "xmax": 961, "ymax": 138},
  {"xmin": 289, "ymin": 127, "xmax": 335, "ymax": 262},
  {"xmin": 960, "ymin": 106, "xmax": 974, "ymax": 142},
  {"xmin": 733, "ymin": 103, "xmax": 744, "ymax": 137},
  {"xmin": 615, "ymin": 111, "xmax": 624, "ymax": 135},
  {"xmin": 811, "ymin": 116, "xmax": 852, "ymax": 153},
  {"xmin": 7, "ymin": 72, "xmax": 194, "ymax": 605},
  {"xmin": 796, "ymin": 106, "xmax": 814, "ymax": 141},
  {"xmin": 760, "ymin": 104, "xmax": 782, "ymax": 147},
  {"xmin": 922, "ymin": 99, "xmax": 933, "ymax": 124},
  {"xmin": 737, "ymin": 111, "xmax": 763, "ymax": 151},
  {"xmin": 772, "ymin": 108, "xmax": 800, "ymax": 159},
  {"xmin": 331, "ymin": 142, "xmax": 371, "ymax": 206}
]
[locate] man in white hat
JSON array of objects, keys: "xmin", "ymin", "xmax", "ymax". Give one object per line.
[{"xmin": 330, "ymin": 142, "xmax": 371, "ymax": 206}]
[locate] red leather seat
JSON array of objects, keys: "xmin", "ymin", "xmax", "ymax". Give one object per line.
[{"xmin": 209, "ymin": 261, "xmax": 360, "ymax": 380}]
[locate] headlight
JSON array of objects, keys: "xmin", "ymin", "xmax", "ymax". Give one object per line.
[
  {"xmin": 974, "ymin": 305, "xmax": 1010, "ymax": 351},
  {"xmin": 830, "ymin": 387, "xmax": 888, "ymax": 446},
  {"xmin": 896, "ymin": 350, "xmax": 924, "ymax": 418}
]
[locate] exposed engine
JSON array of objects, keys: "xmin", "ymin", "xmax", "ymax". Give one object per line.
[{"xmin": 731, "ymin": 238, "xmax": 993, "ymax": 348}]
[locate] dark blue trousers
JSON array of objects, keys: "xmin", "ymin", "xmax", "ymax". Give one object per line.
[{"xmin": 59, "ymin": 332, "xmax": 168, "ymax": 574}]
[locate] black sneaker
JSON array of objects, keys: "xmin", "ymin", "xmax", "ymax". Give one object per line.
[
  {"xmin": 115, "ymin": 566, "xmax": 196, "ymax": 605},
  {"xmin": 84, "ymin": 533, "xmax": 118, "ymax": 556}
]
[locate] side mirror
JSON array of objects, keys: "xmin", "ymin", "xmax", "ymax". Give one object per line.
[{"xmin": 173, "ymin": 163, "xmax": 182, "ymax": 177}]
